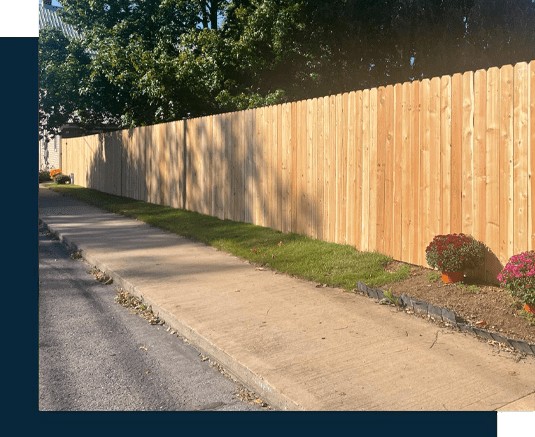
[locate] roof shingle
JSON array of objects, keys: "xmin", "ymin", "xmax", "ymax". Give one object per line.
[{"xmin": 39, "ymin": 3, "xmax": 79, "ymax": 39}]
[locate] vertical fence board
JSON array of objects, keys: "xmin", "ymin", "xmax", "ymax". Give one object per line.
[
  {"xmin": 341, "ymin": 93, "xmax": 349, "ymax": 243},
  {"xmin": 251, "ymin": 110, "xmax": 260, "ymax": 225},
  {"xmin": 164, "ymin": 122, "xmax": 172, "ymax": 206},
  {"xmin": 376, "ymin": 87, "xmax": 387, "ymax": 254},
  {"xmin": 195, "ymin": 118, "xmax": 203, "ymax": 213},
  {"xmin": 368, "ymin": 87, "xmax": 378, "ymax": 252},
  {"xmin": 360, "ymin": 89, "xmax": 370, "ymax": 251},
  {"xmin": 346, "ymin": 91, "xmax": 357, "ymax": 247},
  {"xmin": 400, "ymin": 83, "xmax": 411, "ymax": 261},
  {"xmin": 140, "ymin": 126, "xmax": 148, "ymax": 201},
  {"xmin": 474, "ymin": 69, "xmax": 487, "ymax": 244},
  {"xmin": 297, "ymin": 100, "xmax": 307, "ymax": 235},
  {"xmin": 513, "ymin": 62, "xmax": 529, "ymax": 255},
  {"xmin": 451, "ymin": 74, "xmax": 463, "ymax": 234},
  {"xmin": 243, "ymin": 110, "xmax": 252, "ymax": 224},
  {"xmin": 164, "ymin": 122, "xmax": 172, "ymax": 205},
  {"xmin": 500, "ymin": 65, "xmax": 514, "ymax": 264},
  {"xmin": 335, "ymin": 94, "xmax": 345, "ymax": 243},
  {"xmin": 307, "ymin": 99, "xmax": 316, "ymax": 238},
  {"xmin": 133, "ymin": 128, "xmax": 140, "ymax": 200},
  {"xmin": 409, "ymin": 81, "xmax": 421, "ymax": 265},
  {"xmin": 263, "ymin": 107, "xmax": 271, "ymax": 227},
  {"xmin": 125, "ymin": 130, "xmax": 132, "ymax": 199},
  {"xmin": 429, "ymin": 77, "xmax": 441, "ymax": 239},
  {"xmin": 150, "ymin": 125, "xmax": 158, "ymax": 205},
  {"xmin": 239, "ymin": 111, "xmax": 247, "ymax": 222},
  {"xmin": 256, "ymin": 109, "xmax": 263, "ymax": 226},
  {"xmin": 178, "ymin": 120, "xmax": 186, "ymax": 211},
  {"xmin": 162, "ymin": 123, "xmax": 171, "ymax": 205},
  {"xmin": 270, "ymin": 106, "xmax": 276, "ymax": 228},
  {"xmin": 392, "ymin": 84, "xmax": 403, "ymax": 260},
  {"xmin": 185, "ymin": 121, "xmax": 192, "ymax": 211},
  {"xmin": 420, "ymin": 79, "xmax": 431, "ymax": 266},
  {"xmin": 276, "ymin": 105, "xmax": 284, "ymax": 231},
  {"xmin": 321, "ymin": 97, "xmax": 330, "ymax": 240},
  {"xmin": 316, "ymin": 98, "xmax": 325, "ymax": 240},
  {"xmin": 260, "ymin": 109, "xmax": 268, "ymax": 226},
  {"xmin": 224, "ymin": 113, "xmax": 233, "ymax": 220},
  {"xmin": 231, "ymin": 113, "xmax": 238, "ymax": 220},
  {"xmin": 440, "ymin": 75, "xmax": 452, "ymax": 235},
  {"xmin": 328, "ymin": 95, "xmax": 337, "ymax": 242},
  {"xmin": 272, "ymin": 105, "xmax": 279, "ymax": 229},
  {"xmin": 354, "ymin": 91, "xmax": 363, "ymax": 249},
  {"xmin": 120, "ymin": 132, "xmax": 127, "ymax": 198},
  {"xmin": 126, "ymin": 130, "xmax": 133, "ymax": 199},
  {"xmin": 290, "ymin": 102, "xmax": 299, "ymax": 232},
  {"xmin": 206, "ymin": 115, "xmax": 214, "ymax": 216},
  {"xmin": 383, "ymin": 85, "xmax": 395, "ymax": 257},
  {"xmin": 485, "ymin": 67, "xmax": 501, "ymax": 277},
  {"xmin": 281, "ymin": 103, "xmax": 292, "ymax": 232},
  {"xmin": 462, "ymin": 71, "xmax": 475, "ymax": 238},
  {"xmin": 210, "ymin": 117, "xmax": 220, "ymax": 217}
]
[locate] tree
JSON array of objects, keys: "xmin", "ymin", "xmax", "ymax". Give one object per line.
[
  {"xmin": 39, "ymin": 25, "xmax": 127, "ymax": 136},
  {"xmin": 39, "ymin": 0, "xmax": 535, "ymax": 135}
]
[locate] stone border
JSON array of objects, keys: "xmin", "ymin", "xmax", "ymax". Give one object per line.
[{"xmin": 356, "ymin": 281, "xmax": 535, "ymax": 357}]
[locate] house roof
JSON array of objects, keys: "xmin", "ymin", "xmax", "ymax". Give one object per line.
[{"xmin": 39, "ymin": 2, "xmax": 79, "ymax": 40}]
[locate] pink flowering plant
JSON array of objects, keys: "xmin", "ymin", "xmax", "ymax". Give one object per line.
[
  {"xmin": 497, "ymin": 251, "xmax": 535, "ymax": 306},
  {"xmin": 425, "ymin": 233, "xmax": 485, "ymax": 273}
]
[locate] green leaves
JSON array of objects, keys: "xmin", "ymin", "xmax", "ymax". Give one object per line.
[{"xmin": 39, "ymin": 0, "xmax": 535, "ymax": 135}]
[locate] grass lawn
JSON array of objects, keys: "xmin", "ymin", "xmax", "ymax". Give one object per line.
[{"xmin": 46, "ymin": 184, "xmax": 410, "ymax": 290}]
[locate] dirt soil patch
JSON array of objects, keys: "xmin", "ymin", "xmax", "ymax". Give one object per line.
[{"xmin": 382, "ymin": 262, "xmax": 535, "ymax": 345}]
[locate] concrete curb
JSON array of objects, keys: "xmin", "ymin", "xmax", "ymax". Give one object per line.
[
  {"xmin": 39, "ymin": 218, "xmax": 301, "ymax": 411},
  {"xmin": 356, "ymin": 281, "xmax": 535, "ymax": 357}
]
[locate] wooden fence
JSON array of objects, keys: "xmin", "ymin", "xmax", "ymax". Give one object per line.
[{"xmin": 62, "ymin": 60, "xmax": 535, "ymax": 279}]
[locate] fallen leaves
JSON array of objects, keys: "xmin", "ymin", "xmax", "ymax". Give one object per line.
[
  {"xmin": 88, "ymin": 266, "xmax": 113, "ymax": 285},
  {"xmin": 115, "ymin": 289, "xmax": 163, "ymax": 325},
  {"xmin": 70, "ymin": 250, "xmax": 83, "ymax": 260}
]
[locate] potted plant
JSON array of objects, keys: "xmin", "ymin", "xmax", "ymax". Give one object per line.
[
  {"xmin": 425, "ymin": 233, "xmax": 486, "ymax": 283},
  {"xmin": 497, "ymin": 250, "xmax": 535, "ymax": 314},
  {"xmin": 54, "ymin": 173, "xmax": 71, "ymax": 185}
]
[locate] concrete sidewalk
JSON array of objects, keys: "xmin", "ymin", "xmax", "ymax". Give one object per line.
[{"xmin": 38, "ymin": 187, "xmax": 535, "ymax": 411}]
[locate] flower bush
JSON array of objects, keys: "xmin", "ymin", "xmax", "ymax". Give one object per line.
[
  {"xmin": 49, "ymin": 168, "xmax": 62, "ymax": 178},
  {"xmin": 497, "ymin": 251, "xmax": 535, "ymax": 306},
  {"xmin": 425, "ymin": 233, "xmax": 486, "ymax": 273},
  {"xmin": 39, "ymin": 170, "xmax": 51, "ymax": 182},
  {"xmin": 54, "ymin": 174, "xmax": 71, "ymax": 184}
]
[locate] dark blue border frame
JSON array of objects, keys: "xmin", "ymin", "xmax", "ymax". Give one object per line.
[{"xmin": 2, "ymin": 36, "xmax": 497, "ymax": 436}]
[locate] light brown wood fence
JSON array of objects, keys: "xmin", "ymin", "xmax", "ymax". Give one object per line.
[{"xmin": 62, "ymin": 60, "xmax": 535, "ymax": 279}]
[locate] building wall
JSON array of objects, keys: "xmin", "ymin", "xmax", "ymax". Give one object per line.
[{"xmin": 39, "ymin": 135, "xmax": 61, "ymax": 171}]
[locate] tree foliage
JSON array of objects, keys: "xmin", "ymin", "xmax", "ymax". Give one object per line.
[{"xmin": 39, "ymin": 0, "xmax": 535, "ymax": 135}]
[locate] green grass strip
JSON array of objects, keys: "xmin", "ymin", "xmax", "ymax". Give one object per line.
[{"xmin": 46, "ymin": 184, "xmax": 410, "ymax": 290}]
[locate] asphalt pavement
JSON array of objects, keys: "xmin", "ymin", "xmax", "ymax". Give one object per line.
[{"xmin": 39, "ymin": 221, "xmax": 265, "ymax": 411}]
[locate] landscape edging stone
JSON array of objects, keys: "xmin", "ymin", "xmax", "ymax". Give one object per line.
[{"xmin": 355, "ymin": 281, "xmax": 535, "ymax": 357}]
